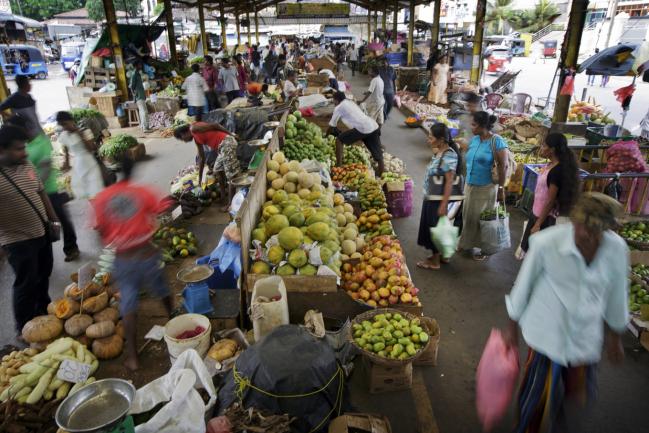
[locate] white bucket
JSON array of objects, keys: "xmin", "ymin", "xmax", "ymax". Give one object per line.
[
  {"xmin": 251, "ymin": 276, "xmax": 289, "ymax": 342},
  {"xmin": 164, "ymin": 314, "xmax": 211, "ymax": 362}
]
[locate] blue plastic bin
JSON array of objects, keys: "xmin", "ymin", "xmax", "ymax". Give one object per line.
[
  {"xmin": 523, "ymin": 163, "xmax": 589, "ymax": 194},
  {"xmin": 196, "ymin": 256, "xmax": 238, "ymax": 290}
]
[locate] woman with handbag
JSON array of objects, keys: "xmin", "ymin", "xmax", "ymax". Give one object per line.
[
  {"xmin": 56, "ymin": 111, "xmax": 105, "ymax": 199},
  {"xmin": 417, "ymin": 123, "xmax": 463, "ymax": 270},
  {"xmin": 458, "ymin": 111, "xmax": 509, "ymax": 261}
]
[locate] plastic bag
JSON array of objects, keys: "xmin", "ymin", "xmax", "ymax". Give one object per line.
[
  {"xmin": 430, "ymin": 216, "xmax": 459, "ymax": 259},
  {"xmin": 130, "ymin": 350, "xmax": 217, "ymax": 433},
  {"xmin": 480, "ymin": 214, "xmax": 511, "ymax": 255},
  {"xmin": 475, "ymin": 329, "xmax": 519, "ymax": 432},
  {"xmin": 605, "ymin": 140, "xmax": 647, "ymax": 173}
]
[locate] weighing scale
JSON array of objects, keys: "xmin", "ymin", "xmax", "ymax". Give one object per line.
[{"xmin": 177, "ymin": 265, "xmax": 214, "ymax": 314}]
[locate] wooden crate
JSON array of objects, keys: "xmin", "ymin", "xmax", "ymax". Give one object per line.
[
  {"xmin": 105, "ymin": 115, "xmax": 127, "ymax": 129},
  {"xmin": 92, "ymin": 91, "xmax": 121, "ymax": 117},
  {"xmin": 364, "ymin": 357, "xmax": 413, "ymax": 394},
  {"xmin": 247, "ymin": 274, "xmax": 337, "ymax": 293},
  {"xmin": 84, "ymin": 67, "xmax": 115, "ymax": 90}
]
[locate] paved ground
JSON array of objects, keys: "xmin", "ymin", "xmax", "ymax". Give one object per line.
[{"xmin": 0, "ymin": 66, "xmax": 648, "ymax": 432}]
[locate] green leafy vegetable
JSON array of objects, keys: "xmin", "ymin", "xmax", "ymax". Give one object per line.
[
  {"xmin": 98, "ymin": 134, "xmax": 138, "ymax": 159},
  {"xmin": 70, "ymin": 108, "xmax": 102, "ymax": 124}
]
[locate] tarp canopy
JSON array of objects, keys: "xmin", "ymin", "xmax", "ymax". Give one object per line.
[
  {"xmin": 322, "ymin": 25, "xmax": 354, "ymax": 38},
  {"xmin": 578, "ymin": 43, "xmax": 638, "ymax": 76}
]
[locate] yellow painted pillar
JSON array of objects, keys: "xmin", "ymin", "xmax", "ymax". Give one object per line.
[
  {"xmin": 470, "ymin": 0, "xmax": 487, "ymax": 84},
  {"xmin": 367, "ymin": 8, "xmax": 371, "ymax": 42},
  {"xmin": 392, "ymin": 1, "xmax": 398, "ymax": 44},
  {"xmin": 198, "ymin": 0, "xmax": 208, "ymax": 55},
  {"xmin": 407, "ymin": 0, "xmax": 415, "ymax": 65},
  {"xmin": 220, "ymin": 2, "xmax": 227, "ymax": 51},
  {"xmin": 254, "ymin": 8, "xmax": 259, "ymax": 45},
  {"xmin": 431, "ymin": 0, "xmax": 441, "ymax": 53},
  {"xmin": 235, "ymin": 11, "xmax": 241, "ymax": 46},
  {"xmin": 247, "ymin": 11, "xmax": 251, "ymax": 45},
  {"xmin": 163, "ymin": 0, "xmax": 177, "ymax": 66},
  {"xmin": 382, "ymin": 8, "xmax": 387, "ymax": 31},
  {"xmin": 553, "ymin": 0, "xmax": 589, "ymax": 122},
  {"xmin": 101, "ymin": 0, "xmax": 128, "ymax": 100},
  {"xmin": 0, "ymin": 67, "xmax": 9, "ymax": 101},
  {"xmin": 374, "ymin": 10, "xmax": 378, "ymax": 34}
]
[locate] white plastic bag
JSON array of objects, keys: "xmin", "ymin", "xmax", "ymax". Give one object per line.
[
  {"xmin": 129, "ymin": 350, "xmax": 217, "ymax": 433},
  {"xmin": 430, "ymin": 216, "xmax": 459, "ymax": 259},
  {"xmin": 480, "ymin": 216, "xmax": 511, "ymax": 255}
]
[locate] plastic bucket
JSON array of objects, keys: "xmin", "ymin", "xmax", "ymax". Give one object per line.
[{"xmin": 164, "ymin": 314, "xmax": 211, "ymax": 362}]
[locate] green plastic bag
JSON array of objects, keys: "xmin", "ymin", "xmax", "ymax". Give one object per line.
[{"xmin": 430, "ymin": 216, "xmax": 459, "ymax": 259}]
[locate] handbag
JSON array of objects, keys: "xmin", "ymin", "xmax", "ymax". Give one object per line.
[
  {"xmin": 490, "ymin": 135, "xmax": 516, "ymax": 186},
  {"xmin": 0, "ymin": 167, "xmax": 60, "ymax": 242},
  {"xmin": 425, "ymin": 149, "xmax": 464, "ymax": 201}
]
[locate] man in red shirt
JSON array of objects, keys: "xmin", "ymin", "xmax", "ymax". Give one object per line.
[
  {"xmin": 91, "ymin": 158, "xmax": 173, "ymax": 370},
  {"xmin": 202, "ymin": 56, "xmax": 219, "ymax": 110}
]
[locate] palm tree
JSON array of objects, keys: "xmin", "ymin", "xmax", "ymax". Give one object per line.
[
  {"xmin": 486, "ymin": 0, "xmax": 514, "ymax": 35},
  {"xmin": 534, "ymin": 0, "xmax": 561, "ymax": 28}
]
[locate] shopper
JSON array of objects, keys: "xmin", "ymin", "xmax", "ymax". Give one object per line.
[
  {"xmin": 251, "ymin": 46, "xmax": 261, "ymax": 81},
  {"xmin": 0, "ymin": 125, "xmax": 59, "ymax": 335},
  {"xmin": 318, "ymin": 68, "xmax": 339, "ymax": 90},
  {"xmin": 458, "ymin": 111, "xmax": 508, "ymax": 260},
  {"xmin": 328, "ymin": 91, "xmax": 384, "ymax": 176},
  {"xmin": 174, "ymin": 121, "xmax": 234, "ymax": 194},
  {"xmin": 504, "ymin": 192, "xmax": 627, "ymax": 433},
  {"xmin": 219, "ymin": 57, "xmax": 241, "ymax": 104},
  {"xmin": 235, "ymin": 54, "xmax": 249, "ymax": 97},
  {"xmin": 203, "ymin": 56, "xmax": 220, "ymax": 110},
  {"xmin": 359, "ymin": 66, "xmax": 385, "ymax": 127},
  {"xmin": 56, "ymin": 111, "xmax": 105, "ymax": 200},
  {"xmin": 427, "ymin": 55, "xmax": 450, "ymax": 105},
  {"xmin": 0, "ymin": 75, "xmax": 44, "ymax": 136},
  {"xmin": 283, "ymin": 69, "xmax": 301, "ymax": 99},
  {"xmin": 91, "ymin": 157, "xmax": 173, "ymax": 370},
  {"xmin": 519, "ymin": 132, "xmax": 579, "ymax": 252},
  {"xmin": 417, "ymin": 123, "xmax": 463, "ymax": 270},
  {"xmin": 379, "ymin": 59, "xmax": 396, "ymax": 120},
  {"xmin": 600, "ymin": 74, "xmax": 609, "ymax": 87},
  {"xmin": 129, "ymin": 61, "xmax": 150, "ymax": 132},
  {"xmin": 348, "ymin": 44, "xmax": 358, "ymax": 76},
  {"xmin": 263, "ymin": 49, "xmax": 278, "ymax": 84},
  {"xmin": 181, "ymin": 63, "xmax": 209, "ymax": 120}
]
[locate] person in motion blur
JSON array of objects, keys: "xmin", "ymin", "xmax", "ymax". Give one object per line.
[
  {"xmin": 283, "ymin": 69, "xmax": 301, "ymax": 99},
  {"xmin": 129, "ymin": 61, "xmax": 150, "ymax": 132},
  {"xmin": 379, "ymin": 59, "xmax": 396, "ymax": 120},
  {"xmin": 203, "ymin": 56, "xmax": 220, "ymax": 110},
  {"xmin": 504, "ymin": 192, "xmax": 628, "ymax": 433},
  {"xmin": 91, "ymin": 157, "xmax": 173, "ymax": 370},
  {"xmin": 318, "ymin": 67, "xmax": 339, "ymax": 90},
  {"xmin": 0, "ymin": 125, "xmax": 59, "ymax": 337},
  {"xmin": 235, "ymin": 54, "xmax": 248, "ymax": 97},
  {"xmin": 519, "ymin": 133, "xmax": 579, "ymax": 254},
  {"xmin": 182, "ymin": 63, "xmax": 209, "ymax": 120},
  {"xmin": 359, "ymin": 66, "xmax": 385, "ymax": 127},
  {"xmin": 348, "ymin": 44, "xmax": 358, "ymax": 76},
  {"xmin": 219, "ymin": 57, "xmax": 240, "ymax": 103}
]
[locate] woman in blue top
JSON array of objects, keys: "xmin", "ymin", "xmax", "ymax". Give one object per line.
[
  {"xmin": 458, "ymin": 111, "xmax": 508, "ymax": 260},
  {"xmin": 417, "ymin": 124, "xmax": 462, "ymax": 270}
]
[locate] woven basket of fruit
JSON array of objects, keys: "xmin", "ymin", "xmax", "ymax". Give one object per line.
[
  {"xmin": 404, "ymin": 117, "xmax": 422, "ymax": 128},
  {"xmin": 619, "ymin": 221, "xmax": 649, "ymax": 251},
  {"xmin": 349, "ymin": 308, "xmax": 431, "ymax": 367}
]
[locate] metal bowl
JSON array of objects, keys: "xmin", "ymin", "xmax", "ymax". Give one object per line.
[
  {"xmin": 177, "ymin": 264, "xmax": 214, "ymax": 283},
  {"xmin": 248, "ymin": 138, "xmax": 269, "ymax": 148},
  {"xmin": 264, "ymin": 121, "xmax": 281, "ymax": 128},
  {"xmin": 55, "ymin": 379, "xmax": 135, "ymax": 433}
]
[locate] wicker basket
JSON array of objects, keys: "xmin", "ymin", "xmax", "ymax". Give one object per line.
[
  {"xmin": 349, "ymin": 308, "xmax": 430, "ymax": 367},
  {"xmin": 624, "ymin": 238, "xmax": 649, "ymax": 251}
]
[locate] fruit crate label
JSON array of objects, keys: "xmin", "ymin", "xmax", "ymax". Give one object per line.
[
  {"xmin": 171, "ymin": 206, "xmax": 183, "ymax": 220},
  {"xmin": 57, "ymin": 359, "xmax": 91, "ymax": 384}
]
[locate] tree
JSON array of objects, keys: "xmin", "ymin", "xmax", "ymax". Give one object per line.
[
  {"xmin": 534, "ymin": 0, "xmax": 561, "ymax": 28},
  {"xmin": 9, "ymin": 0, "xmax": 84, "ymax": 21},
  {"xmin": 486, "ymin": 0, "xmax": 514, "ymax": 35},
  {"xmin": 85, "ymin": 0, "xmax": 141, "ymax": 22}
]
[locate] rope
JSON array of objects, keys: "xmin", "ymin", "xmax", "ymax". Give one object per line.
[{"xmin": 233, "ymin": 363, "xmax": 344, "ymax": 433}]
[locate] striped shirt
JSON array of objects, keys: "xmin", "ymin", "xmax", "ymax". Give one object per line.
[
  {"xmin": 0, "ymin": 162, "xmax": 46, "ymax": 246},
  {"xmin": 182, "ymin": 72, "xmax": 209, "ymax": 107}
]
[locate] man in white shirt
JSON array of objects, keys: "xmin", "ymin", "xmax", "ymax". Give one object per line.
[
  {"xmin": 327, "ymin": 91, "xmax": 384, "ymax": 176},
  {"xmin": 348, "ymin": 45, "xmax": 358, "ymax": 76},
  {"xmin": 359, "ymin": 66, "xmax": 385, "ymax": 126},
  {"xmin": 182, "ymin": 63, "xmax": 209, "ymax": 120},
  {"xmin": 282, "ymin": 70, "xmax": 301, "ymax": 99},
  {"xmin": 219, "ymin": 57, "xmax": 240, "ymax": 103},
  {"xmin": 318, "ymin": 68, "xmax": 339, "ymax": 91},
  {"xmin": 504, "ymin": 192, "xmax": 627, "ymax": 433}
]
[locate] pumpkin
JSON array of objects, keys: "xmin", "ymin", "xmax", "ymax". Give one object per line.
[
  {"xmin": 65, "ymin": 282, "xmax": 103, "ymax": 301},
  {"xmin": 93, "ymin": 307, "xmax": 119, "ymax": 323},
  {"xmin": 22, "ymin": 315, "xmax": 63, "ymax": 343},
  {"xmin": 64, "ymin": 283, "xmax": 82, "ymax": 300},
  {"xmin": 64, "ymin": 314, "xmax": 93, "ymax": 337},
  {"xmin": 86, "ymin": 321, "xmax": 115, "ymax": 339},
  {"xmin": 47, "ymin": 301, "xmax": 56, "ymax": 315},
  {"xmin": 115, "ymin": 321, "xmax": 124, "ymax": 339},
  {"xmin": 82, "ymin": 292, "xmax": 109, "ymax": 314},
  {"xmin": 54, "ymin": 298, "xmax": 81, "ymax": 319},
  {"xmin": 92, "ymin": 334, "xmax": 123, "ymax": 359},
  {"xmin": 247, "ymin": 82, "xmax": 263, "ymax": 94}
]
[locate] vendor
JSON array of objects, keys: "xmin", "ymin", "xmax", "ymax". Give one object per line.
[
  {"xmin": 358, "ymin": 66, "xmax": 385, "ymax": 127},
  {"xmin": 173, "ymin": 122, "xmax": 234, "ymax": 198},
  {"xmin": 283, "ymin": 70, "xmax": 301, "ymax": 99},
  {"xmin": 327, "ymin": 91, "xmax": 384, "ymax": 176},
  {"xmin": 318, "ymin": 68, "xmax": 338, "ymax": 90}
]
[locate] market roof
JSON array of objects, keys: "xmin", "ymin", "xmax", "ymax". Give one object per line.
[
  {"xmin": 0, "ymin": 11, "xmax": 43, "ymax": 28},
  {"xmin": 46, "ymin": 7, "xmax": 128, "ymax": 26},
  {"xmin": 170, "ymin": 0, "xmax": 430, "ymax": 15}
]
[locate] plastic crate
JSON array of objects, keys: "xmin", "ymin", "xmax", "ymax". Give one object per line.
[
  {"xmin": 586, "ymin": 126, "xmax": 635, "ymax": 146},
  {"xmin": 385, "ymin": 52, "xmax": 406, "ymax": 66},
  {"xmin": 523, "ymin": 164, "xmax": 589, "ymax": 193}
]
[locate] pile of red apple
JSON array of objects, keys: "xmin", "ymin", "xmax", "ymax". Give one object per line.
[{"xmin": 341, "ymin": 235, "xmax": 420, "ymax": 307}]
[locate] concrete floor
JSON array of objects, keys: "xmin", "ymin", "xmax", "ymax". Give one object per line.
[{"xmin": 1, "ymin": 71, "xmax": 648, "ymax": 432}]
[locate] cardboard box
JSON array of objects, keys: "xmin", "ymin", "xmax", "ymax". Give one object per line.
[
  {"xmin": 414, "ymin": 317, "xmax": 441, "ymax": 367},
  {"xmin": 364, "ymin": 357, "xmax": 412, "ymax": 394},
  {"xmin": 329, "ymin": 413, "xmax": 392, "ymax": 433}
]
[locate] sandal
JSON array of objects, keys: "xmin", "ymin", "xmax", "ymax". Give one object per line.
[
  {"xmin": 472, "ymin": 254, "xmax": 488, "ymax": 261},
  {"xmin": 417, "ymin": 260, "xmax": 440, "ymax": 270}
]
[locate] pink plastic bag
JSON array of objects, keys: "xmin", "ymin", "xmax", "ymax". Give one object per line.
[
  {"xmin": 206, "ymin": 416, "xmax": 232, "ymax": 433},
  {"xmin": 475, "ymin": 329, "xmax": 520, "ymax": 432}
]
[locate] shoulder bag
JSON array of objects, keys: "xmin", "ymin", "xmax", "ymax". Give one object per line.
[
  {"xmin": 0, "ymin": 167, "xmax": 60, "ymax": 242},
  {"xmin": 425, "ymin": 149, "xmax": 465, "ymax": 201},
  {"xmin": 490, "ymin": 135, "xmax": 516, "ymax": 186}
]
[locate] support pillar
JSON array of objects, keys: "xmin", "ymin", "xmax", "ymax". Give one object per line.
[
  {"xmin": 382, "ymin": 8, "xmax": 387, "ymax": 31},
  {"xmin": 220, "ymin": 2, "xmax": 227, "ymax": 51},
  {"xmin": 163, "ymin": 0, "xmax": 177, "ymax": 66},
  {"xmin": 407, "ymin": 0, "xmax": 415, "ymax": 65},
  {"xmin": 235, "ymin": 11, "xmax": 241, "ymax": 46},
  {"xmin": 197, "ymin": 0, "xmax": 208, "ymax": 55},
  {"xmin": 367, "ymin": 8, "xmax": 372, "ymax": 43},
  {"xmin": 102, "ymin": 0, "xmax": 128, "ymax": 99},
  {"xmin": 392, "ymin": 1, "xmax": 398, "ymax": 44},
  {"xmin": 554, "ymin": 0, "xmax": 589, "ymax": 122},
  {"xmin": 431, "ymin": 0, "xmax": 441, "ymax": 54},
  {"xmin": 374, "ymin": 10, "xmax": 379, "ymax": 35},
  {"xmin": 254, "ymin": 8, "xmax": 259, "ymax": 45},
  {"xmin": 247, "ymin": 11, "xmax": 251, "ymax": 45},
  {"xmin": 470, "ymin": 0, "xmax": 487, "ymax": 84}
]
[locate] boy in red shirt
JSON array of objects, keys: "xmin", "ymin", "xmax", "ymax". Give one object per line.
[{"xmin": 91, "ymin": 158, "xmax": 173, "ymax": 370}]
